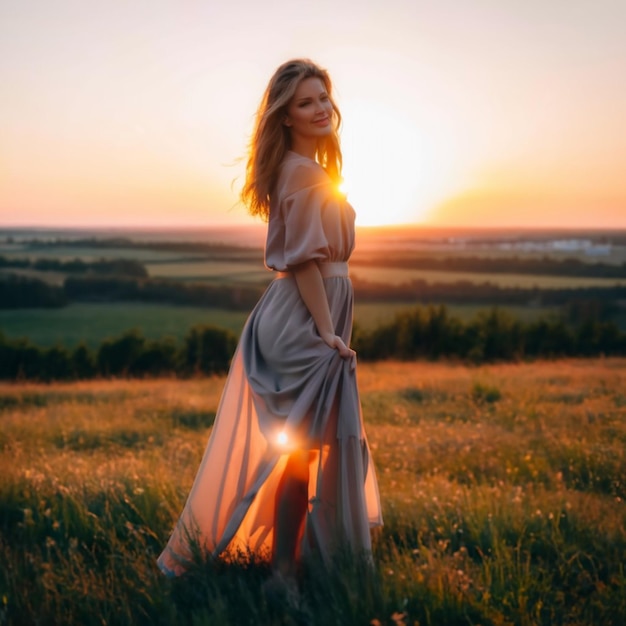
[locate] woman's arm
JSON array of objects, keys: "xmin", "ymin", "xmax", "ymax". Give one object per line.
[{"xmin": 291, "ymin": 260, "xmax": 355, "ymax": 359}]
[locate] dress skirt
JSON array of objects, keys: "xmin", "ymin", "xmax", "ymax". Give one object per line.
[{"xmin": 157, "ymin": 266, "xmax": 382, "ymax": 576}]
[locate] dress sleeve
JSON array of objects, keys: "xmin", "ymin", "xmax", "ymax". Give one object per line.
[{"xmin": 282, "ymin": 181, "xmax": 332, "ymax": 268}]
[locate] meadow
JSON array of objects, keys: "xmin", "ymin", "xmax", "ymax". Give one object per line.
[
  {"xmin": 1, "ymin": 359, "xmax": 625, "ymax": 625},
  {"xmin": 0, "ymin": 301, "xmax": 560, "ymax": 349},
  {"xmin": 2, "ymin": 229, "xmax": 625, "ymax": 352},
  {"xmin": 0, "ymin": 303, "xmax": 250, "ymax": 349}
]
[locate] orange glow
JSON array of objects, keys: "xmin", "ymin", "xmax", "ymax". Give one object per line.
[{"xmin": 2, "ymin": 3, "xmax": 626, "ymax": 229}]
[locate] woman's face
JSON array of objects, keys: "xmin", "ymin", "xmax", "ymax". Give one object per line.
[{"xmin": 284, "ymin": 77, "xmax": 334, "ymax": 143}]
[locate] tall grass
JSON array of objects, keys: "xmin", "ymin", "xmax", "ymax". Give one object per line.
[{"xmin": 1, "ymin": 360, "xmax": 625, "ymax": 625}]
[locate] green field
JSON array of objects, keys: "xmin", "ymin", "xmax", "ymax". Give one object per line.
[
  {"xmin": 0, "ymin": 301, "xmax": 568, "ymax": 349},
  {"xmin": 0, "ymin": 303, "xmax": 249, "ymax": 348},
  {"xmin": 0, "ymin": 243, "xmax": 206, "ymax": 263},
  {"xmin": 147, "ymin": 261, "xmax": 626, "ymax": 289},
  {"xmin": 1, "ymin": 359, "xmax": 625, "ymax": 625},
  {"xmin": 350, "ymin": 266, "xmax": 626, "ymax": 289},
  {"xmin": 5, "ymin": 259, "xmax": 626, "ymax": 290},
  {"xmin": 146, "ymin": 260, "xmax": 269, "ymax": 284},
  {"xmin": 4, "ymin": 239, "xmax": 626, "ymax": 291},
  {"xmin": 3, "ymin": 233, "xmax": 625, "ymax": 352}
]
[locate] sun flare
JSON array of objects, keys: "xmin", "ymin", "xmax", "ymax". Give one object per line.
[{"xmin": 340, "ymin": 101, "xmax": 436, "ymax": 226}]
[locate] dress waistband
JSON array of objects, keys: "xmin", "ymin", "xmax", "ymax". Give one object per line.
[{"xmin": 274, "ymin": 261, "xmax": 348, "ymax": 280}]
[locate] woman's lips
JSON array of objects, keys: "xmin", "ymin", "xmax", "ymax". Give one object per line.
[{"xmin": 313, "ymin": 117, "xmax": 330, "ymax": 126}]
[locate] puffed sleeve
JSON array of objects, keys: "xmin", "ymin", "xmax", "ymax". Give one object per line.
[
  {"xmin": 282, "ymin": 180, "xmax": 332, "ymax": 267},
  {"xmin": 273, "ymin": 160, "xmax": 344, "ymax": 268}
]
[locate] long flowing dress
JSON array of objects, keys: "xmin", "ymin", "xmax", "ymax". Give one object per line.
[{"xmin": 157, "ymin": 151, "xmax": 383, "ymax": 576}]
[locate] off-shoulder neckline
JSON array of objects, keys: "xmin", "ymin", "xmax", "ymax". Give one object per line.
[{"xmin": 286, "ymin": 150, "xmax": 319, "ymax": 165}]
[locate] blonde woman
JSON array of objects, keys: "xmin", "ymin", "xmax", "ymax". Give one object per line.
[{"xmin": 158, "ymin": 59, "xmax": 382, "ymax": 583}]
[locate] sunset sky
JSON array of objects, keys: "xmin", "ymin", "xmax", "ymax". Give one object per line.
[{"xmin": 2, "ymin": 0, "xmax": 625, "ymax": 229}]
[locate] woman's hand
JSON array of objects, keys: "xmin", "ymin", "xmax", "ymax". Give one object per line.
[
  {"xmin": 321, "ymin": 332, "xmax": 356, "ymax": 360},
  {"xmin": 291, "ymin": 261, "xmax": 356, "ymax": 367}
]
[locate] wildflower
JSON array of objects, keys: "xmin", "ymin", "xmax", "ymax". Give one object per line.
[{"xmin": 391, "ymin": 612, "xmax": 407, "ymax": 626}]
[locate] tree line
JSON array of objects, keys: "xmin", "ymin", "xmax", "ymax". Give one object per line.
[
  {"xmin": 1, "ymin": 305, "xmax": 624, "ymax": 381},
  {"xmin": 0, "ymin": 274, "xmax": 67, "ymax": 308},
  {"xmin": 63, "ymin": 276, "xmax": 262, "ymax": 310},
  {"xmin": 10, "ymin": 236, "xmax": 257, "ymax": 258},
  {"xmin": 349, "ymin": 254, "xmax": 626, "ymax": 278},
  {"xmin": 0, "ymin": 255, "xmax": 148, "ymax": 277},
  {"xmin": 6, "ymin": 237, "xmax": 626, "ymax": 276},
  {"xmin": 3, "ymin": 273, "xmax": 626, "ymax": 312},
  {"xmin": 0, "ymin": 274, "xmax": 262, "ymax": 310},
  {"xmin": 0, "ymin": 325, "xmax": 237, "ymax": 381},
  {"xmin": 352, "ymin": 305, "xmax": 626, "ymax": 362},
  {"xmin": 350, "ymin": 277, "xmax": 626, "ymax": 307}
]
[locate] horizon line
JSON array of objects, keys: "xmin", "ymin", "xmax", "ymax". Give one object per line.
[{"xmin": 2, "ymin": 223, "xmax": 626, "ymax": 233}]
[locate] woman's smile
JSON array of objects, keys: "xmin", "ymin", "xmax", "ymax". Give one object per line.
[{"xmin": 284, "ymin": 77, "xmax": 335, "ymax": 154}]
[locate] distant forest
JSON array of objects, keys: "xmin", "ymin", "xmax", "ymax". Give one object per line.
[
  {"xmin": 2, "ymin": 306, "xmax": 625, "ymax": 381},
  {"xmin": 0, "ymin": 256, "xmax": 147, "ymax": 276},
  {"xmin": 2, "ymin": 270, "xmax": 626, "ymax": 318},
  {"xmin": 2, "ymin": 238, "xmax": 625, "ymax": 379},
  {"xmin": 0, "ymin": 325, "xmax": 237, "ymax": 381},
  {"xmin": 3, "ymin": 238, "xmax": 626, "ymax": 277}
]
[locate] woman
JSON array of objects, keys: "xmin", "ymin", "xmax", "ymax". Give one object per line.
[{"xmin": 157, "ymin": 59, "xmax": 382, "ymax": 580}]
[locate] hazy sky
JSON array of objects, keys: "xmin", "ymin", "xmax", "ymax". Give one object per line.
[{"xmin": 2, "ymin": 0, "xmax": 625, "ymax": 228}]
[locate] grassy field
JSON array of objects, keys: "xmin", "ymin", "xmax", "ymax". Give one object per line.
[
  {"xmin": 0, "ymin": 244, "xmax": 210, "ymax": 263},
  {"xmin": 0, "ymin": 302, "xmax": 565, "ymax": 349},
  {"xmin": 145, "ymin": 260, "xmax": 270, "ymax": 284},
  {"xmin": 0, "ymin": 303, "xmax": 250, "ymax": 348},
  {"xmin": 4, "ymin": 240, "xmax": 626, "ymax": 290},
  {"xmin": 349, "ymin": 267, "xmax": 626, "ymax": 289},
  {"xmin": 1, "ymin": 359, "xmax": 625, "ymax": 625},
  {"xmin": 146, "ymin": 262, "xmax": 626, "ymax": 289},
  {"xmin": 7, "ymin": 261, "xmax": 626, "ymax": 292}
]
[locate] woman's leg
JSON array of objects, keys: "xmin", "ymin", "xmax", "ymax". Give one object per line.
[{"xmin": 272, "ymin": 449, "xmax": 310, "ymax": 577}]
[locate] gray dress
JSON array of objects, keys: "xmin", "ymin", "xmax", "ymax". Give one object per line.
[{"xmin": 158, "ymin": 151, "xmax": 382, "ymax": 575}]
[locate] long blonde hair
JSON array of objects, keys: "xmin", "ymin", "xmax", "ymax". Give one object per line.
[{"xmin": 240, "ymin": 59, "xmax": 343, "ymax": 220}]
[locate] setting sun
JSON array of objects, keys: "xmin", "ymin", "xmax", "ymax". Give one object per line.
[
  {"xmin": 1, "ymin": 2, "xmax": 625, "ymax": 229},
  {"xmin": 340, "ymin": 101, "xmax": 429, "ymax": 226},
  {"xmin": 339, "ymin": 98, "xmax": 474, "ymax": 227}
]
